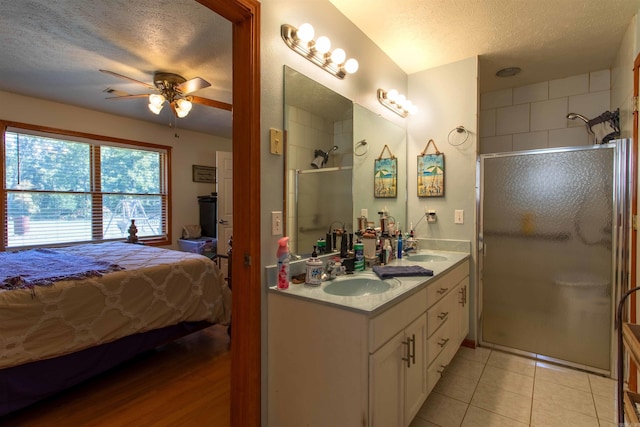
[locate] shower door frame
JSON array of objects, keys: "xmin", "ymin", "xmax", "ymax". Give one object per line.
[{"xmin": 477, "ymin": 141, "xmax": 631, "ymax": 376}]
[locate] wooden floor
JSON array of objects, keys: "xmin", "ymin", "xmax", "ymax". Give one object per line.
[{"xmin": 1, "ymin": 325, "xmax": 231, "ymax": 427}]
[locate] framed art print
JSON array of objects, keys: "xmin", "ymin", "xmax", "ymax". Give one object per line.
[
  {"xmin": 374, "ymin": 157, "xmax": 397, "ymax": 198},
  {"xmin": 418, "ymin": 152, "xmax": 444, "ymax": 197}
]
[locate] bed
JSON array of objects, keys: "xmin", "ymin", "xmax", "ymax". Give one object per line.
[{"xmin": 0, "ymin": 242, "xmax": 231, "ymax": 416}]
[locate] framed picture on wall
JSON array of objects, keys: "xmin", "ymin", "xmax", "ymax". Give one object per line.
[
  {"xmin": 374, "ymin": 157, "xmax": 397, "ymax": 198},
  {"xmin": 418, "ymin": 153, "xmax": 444, "ymax": 197},
  {"xmin": 192, "ymin": 165, "xmax": 217, "ymax": 183}
]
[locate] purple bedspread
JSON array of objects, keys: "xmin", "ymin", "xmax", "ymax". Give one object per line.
[{"xmin": 0, "ymin": 248, "xmax": 123, "ymax": 290}]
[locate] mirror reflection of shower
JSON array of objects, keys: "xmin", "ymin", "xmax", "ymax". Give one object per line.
[{"xmin": 311, "ymin": 145, "xmax": 339, "ymax": 169}]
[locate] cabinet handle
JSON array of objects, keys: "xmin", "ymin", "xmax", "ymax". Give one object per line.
[
  {"xmin": 437, "ymin": 311, "xmax": 448, "ymax": 320},
  {"xmin": 437, "ymin": 287, "xmax": 448, "ymax": 295},
  {"xmin": 437, "ymin": 364, "xmax": 447, "ymax": 374},
  {"xmin": 401, "ymin": 339, "xmax": 411, "ymax": 368},
  {"xmin": 464, "ymin": 286, "xmax": 467, "ymax": 304},
  {"xmin": 459, "ymin": 288, "xmax": 465, "ymax": 305},
  {"xmin": 410, "ymin": 334, "xmax": 416, "ymax": 365},
  {"xmin": 437, "ymin": 338, "xmax": 450, "ymax": 348}
]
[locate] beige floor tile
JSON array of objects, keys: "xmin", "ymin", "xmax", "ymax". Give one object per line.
[
  {"xmin": 434, "ymin": 371, "xmax": 478, "ymax": 403},
  {"xmin": 409, "ymin": 415, "xmax": 441, "ymax": 427},
  {"xmin": 592, "ymin": 392, "xmax": 617, "ymax": 423},
  {"xmin": 470, "ymin": 381, "xmax": 532, "ymax": 424},
  {"xmin": 417, "ymin": 392, "xmax": 468, "ymax": 427},
  {"xmin": 587, "ymin": 373, "xmax": 616, "ymax": 397},
  {"xmin": 535, "ymin": 361, "xmax": 590, "ymax": 392},
  {"xmin": 530, "ymin": 398, "xmax": 599, "ymax": 427},
  {"xmin": 456, "ymin": 346, "xmax": 492, "ymax": 364},
  {"xmin": 486, "ymin": 350, "xmax": 536, "ymax": 377},
  {"xmin": 479, "ymin": 365, "xmax": 534, "ymax": 398},
  {"xmin": 533, "ymin": 378, "xmax": 596, "ymax": 418},
  {"xmin": 446, "ymin": 355, "xmax": 486, "ymax": 382},
  {"xmin": 462, "ymin": 405, "xmax": 528, "ymax": 427}
]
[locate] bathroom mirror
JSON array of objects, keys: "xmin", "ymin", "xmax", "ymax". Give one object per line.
[
  {"xmin": 284, "ymin": 66, "xmax": 354, "ymax": 256},
  {"xmin": 284, "ymin": 66, "xmax": 407, "ymax": 256}
]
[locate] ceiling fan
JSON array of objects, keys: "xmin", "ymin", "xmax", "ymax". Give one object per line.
[{"xmin": 100, "ymin": 69, "xmax": 232, "ymax": 118}]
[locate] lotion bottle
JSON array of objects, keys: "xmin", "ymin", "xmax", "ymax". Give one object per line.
[
  {"xmin": 305, "ymin": 246, "xmax": 323, "ymax": 286},
  {"xmin": 277, "ymin": 237, "xmax": 290, "ymax": 290}
]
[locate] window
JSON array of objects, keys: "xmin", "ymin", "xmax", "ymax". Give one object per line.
[{"xmin": 2, "ymin": 124, "xmax": 171, "ymax": 249}]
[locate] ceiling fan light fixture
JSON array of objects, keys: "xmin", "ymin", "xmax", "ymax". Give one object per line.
[
  {"xmin": 175, "ymin": 98, "xmax": 193, "ymax": 118},
  {"xmin": 148, "ymin": 102, "xmax": 163, "ymax": 115},
  {"xmin": 149, "ymin": 93, "xmax": 165, "ymax": 106}
]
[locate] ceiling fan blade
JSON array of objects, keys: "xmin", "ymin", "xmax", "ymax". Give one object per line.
[
  {"xmin": 99, "ymin": 69, "xmax": 156, "ymax": 90},
  {"xmin": 190, "ymin": 95, "xmax": 232, "ymax": 111},
  {"xmin": 105, "ymin": 94, "xmax": 151, "ymax": 100},
  {"xmin": 177, "ymin": 77, "xmax": 211, "ymax": 94}
]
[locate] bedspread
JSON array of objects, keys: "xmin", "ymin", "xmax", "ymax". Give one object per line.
[{"xmin": 0, "ymin": 242, "xmax": 231, "ymax": 369}]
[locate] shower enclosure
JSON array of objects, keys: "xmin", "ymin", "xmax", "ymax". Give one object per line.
[{"xmin": 479, "ymin": 141, "xmax": 630, "ymax": 373}]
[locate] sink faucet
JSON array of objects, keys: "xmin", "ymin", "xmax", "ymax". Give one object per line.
[{"xmin": 322, "ymin": 259, "xmax": 345, "ymax": 281}]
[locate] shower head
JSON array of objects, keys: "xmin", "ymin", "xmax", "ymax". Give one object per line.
[
  {"xmin": 311, "ymin": 146, "xmax": 339, "ymax": 169},
  {"xmin": 567, "ymin": 112, "xmax": 589, "ymax": 124}
]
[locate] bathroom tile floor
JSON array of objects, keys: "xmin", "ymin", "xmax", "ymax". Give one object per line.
[{"xmin": 410, "ymin": 346, "xmax": 617, "ymax": 427}]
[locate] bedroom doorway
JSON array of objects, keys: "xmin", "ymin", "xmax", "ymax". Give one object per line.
[{"xmin": 197, "ymin": 1, "xmax": 261, "ymax": 426}]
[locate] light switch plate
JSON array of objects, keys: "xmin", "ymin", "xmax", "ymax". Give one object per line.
[
  {"xmin": 270, "ymin": 128, "xmax": 283, "ymax": 155},
  {"xmin": 454, "ymin": 210, "xmax": 464, "ymax": 224},
  {"xmin": 271, "ymin": 211, "xmax": 283, "ymax": 235}
]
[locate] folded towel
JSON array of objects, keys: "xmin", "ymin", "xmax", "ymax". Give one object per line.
[{"xmin": 373, "ymin": 265, "xmax": 433, "ymax": 279}]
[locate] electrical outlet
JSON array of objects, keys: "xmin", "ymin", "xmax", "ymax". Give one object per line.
[
  {"xmin": 271, "ymin": 211, "xmax": 283, "ymax": 235},
  {"xmin": 454, "ymin": 210, "xmax": 464, "ymax": 224}
]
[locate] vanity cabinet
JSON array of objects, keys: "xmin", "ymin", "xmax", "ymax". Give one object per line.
[{"xmin": 267, "ymin": 259, "xmax": 470, "ymax": 427}]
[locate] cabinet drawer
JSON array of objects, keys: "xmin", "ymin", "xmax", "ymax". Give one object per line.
[
  {"xmin": 427, "ymin": 318, "xmax": 454, "ymax": 365},
  {"xmin": 426, "ymin": 260, "xmax": 469, "ymax": 308},
  {"xmin": 370, "ymin": 287, "xmax": 427, "ymax": 353},
  {"xmin": 427, "ymin": 296, "xmax": 451, "ymax": 337},
  {"xmin": 427, "ymin": 342, "xmax": 451, "ymax": 395}
]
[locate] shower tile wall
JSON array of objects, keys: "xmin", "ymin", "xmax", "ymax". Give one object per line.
[{"xmin": 480, "ymin": 70, "xmax": 610, "ymax": 154}]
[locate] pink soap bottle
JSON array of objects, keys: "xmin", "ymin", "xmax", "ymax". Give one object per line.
[{"xmin": 277, "ymin": 236, "xmax": 290, "ymax": 290}]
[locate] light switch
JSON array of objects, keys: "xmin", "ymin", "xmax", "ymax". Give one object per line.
[
  {"xmin": 272, "ymin": 211, "xmax": 283, "ymax": 235},
  {"xmin": 270, "ymin": 128, "xmax": 283, "ymax": 155},
  {"xmin": 454, "ymin": 210, "xmax": 464, "ymax": 224}
]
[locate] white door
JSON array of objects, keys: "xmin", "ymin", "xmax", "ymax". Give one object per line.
[{"xmin": 216, "ymin": 151, "xmax": 233, "ymax": 277}]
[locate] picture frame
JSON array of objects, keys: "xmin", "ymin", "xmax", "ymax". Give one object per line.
[
  {"xmin": 192, "ymin": 165, "xmax": 217, "ymax": 183},
  {"xmin": 418, "ymin": 153, "xmax": 445, "ymax": 197},
  {"xmin": 374, "ymin": 157, "xmax": 397, "ymax": 198}
]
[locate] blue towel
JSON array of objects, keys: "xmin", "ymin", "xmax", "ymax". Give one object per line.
[{"xmin": 373, "ymin": 265, "xmax": 433, "ymax": 279}]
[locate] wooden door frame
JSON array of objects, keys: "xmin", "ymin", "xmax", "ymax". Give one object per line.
[
  {"xmin": 630, "ymin": 53, "xmax": 640, "ymax": 390},
  {"xmin": 196, "ymin": 1, "xmax": 261, "ymax": 425}
]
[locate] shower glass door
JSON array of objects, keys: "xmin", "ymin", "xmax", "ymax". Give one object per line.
[{"xmin": 480, "ymin": 143, "xmax": 627, "ymax": 372}]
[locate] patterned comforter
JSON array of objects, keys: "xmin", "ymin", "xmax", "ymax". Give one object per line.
[{"xmin": 0, "ymin": 242, "xmax": 231, "ymax": 369}]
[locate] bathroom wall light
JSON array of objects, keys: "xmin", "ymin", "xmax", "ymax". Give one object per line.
[
  {"xmin": 377, "ymin": 88, "xmax": 418, "ymax": 118},
  {"xmin": 281, "ymin": 23, "xmax": 359, "ymax": 79}
]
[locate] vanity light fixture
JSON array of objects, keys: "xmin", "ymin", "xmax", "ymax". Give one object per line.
[
  {"xmin": 281, "ymin": 23, "xmax": 359, "ymax": 79},
  {"xmin": 377, "ymin": 88, "xmax": 418, "ymax": 118}
]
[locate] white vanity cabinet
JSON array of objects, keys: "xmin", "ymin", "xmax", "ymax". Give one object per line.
[{"xmin": 267, "ymin": 259, "xmax": 470, "ymax": 427}]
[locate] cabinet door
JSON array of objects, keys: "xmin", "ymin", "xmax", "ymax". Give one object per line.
[
  {"xmin": 457, "ymin": 277, "xmax": 470, "ymax": 343},
  {"xmin": 370, "ymin": 331, "xmax": 405, "ymax": 427},
  {"xmin": 404, "ymin": 313, "xmax": 428, "ymax": 426}
]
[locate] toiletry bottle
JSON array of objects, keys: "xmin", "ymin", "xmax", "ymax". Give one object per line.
[
  {"xmin": 397, "ymin": 231, "xmax": 403, "ymax": 259},
  {"xmin": 317, "ymin": 238, "xmax": 326, "ymax": 255},
  {"xmin": 354, "ymin": 242, "xmax": 364, "ymax": 271},
  {"xmin": 305, "ymin": 246, "xmax": 323, "ymax": 286},
  {"xmin": 277, "ymin": 237, "xmax": 290, "ymax": 290},
  {"xmin": 384, "ymin": 239, "xmax": 392, "ymax": 264}
]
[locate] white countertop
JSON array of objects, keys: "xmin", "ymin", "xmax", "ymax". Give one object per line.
[{"xmin": 267, "ymin": 249, "xmax": 470, "ymax": 315}]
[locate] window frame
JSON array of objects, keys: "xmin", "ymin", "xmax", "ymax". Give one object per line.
[{"xmin": 1, "ymin": 120, "xmax": 172, "ymax": 250}]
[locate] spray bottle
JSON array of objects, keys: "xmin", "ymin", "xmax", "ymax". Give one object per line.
[{"xmin": 277, "ymin": 237, "xmax": 290, "ymax": 290}]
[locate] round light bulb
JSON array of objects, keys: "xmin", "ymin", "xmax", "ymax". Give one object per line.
[
  {"xmin": 297, "ymin": 23, "xmax": 314, "ymax": 43},
  {"xmin": 343, "ymin": 58, "xmax": 359, "ymax": 74},
  {"xmin": 315, "ymin": 36, "xmax": 331, "ymax": 54},
  {"xmin": 396, "ymin": 94, "xmax": 406, "ymax": 106},
  {"xmin": 330, "ymin": 48, "xmax": 346, "ymax": 64},
  {"xmin": 409, "ymin": 104, "xmax": 419, "ymax": 115},
  {"xmin": 387, "ymin": 89, "xmax": 398, "ymax": 102}
]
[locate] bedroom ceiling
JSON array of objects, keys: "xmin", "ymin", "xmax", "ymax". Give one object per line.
[
  {"xmin": 0, "ymin": 0, "xmax": 232, "ymax": 138},
  {"xmin": 330, "ymin": 0, "xmax": 640, "ymax": 92},
  {"xmin": 1, "ymin": 1, "xmax": 640, "ymax": 139}
]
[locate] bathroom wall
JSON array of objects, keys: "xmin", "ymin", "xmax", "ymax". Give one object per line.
[
  {"xmin": 407, "ymin": 57, "xmax": 479, "ymax": 341},
  {"xmin": 479, "ymin": 70, "xmax": 611, "ymax": 154}
]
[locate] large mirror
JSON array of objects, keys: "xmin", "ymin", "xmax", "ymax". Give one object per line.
[{"xmin": 284, "ymin": 66, "xmax": 407, "ymax": 256}]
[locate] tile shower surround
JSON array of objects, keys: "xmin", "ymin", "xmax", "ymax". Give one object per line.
[{"xmin": 409, "ymin": 346, "xmax": 617, "ymax": 427}]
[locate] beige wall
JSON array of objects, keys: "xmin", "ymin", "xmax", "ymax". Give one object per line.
[{"xmin": 0, "ymin": 90, "xmax": 232, "ymax": 249}]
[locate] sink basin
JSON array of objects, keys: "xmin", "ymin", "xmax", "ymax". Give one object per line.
[
  {"xmin": 405, "ymin": 253, "xmax": 448, "ymax": 262},
  {"xmin": 323, "ymin": 276, "xmax": 393, "ymax": 296}
]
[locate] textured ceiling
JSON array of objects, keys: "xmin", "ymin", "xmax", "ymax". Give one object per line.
[
  {"xmin": 0, "ymin": 0, "xmax": 232, "ymax": 137},
  {"xmin": 329, "ymin": 0, "xmax": 640, "ymax": 92}
]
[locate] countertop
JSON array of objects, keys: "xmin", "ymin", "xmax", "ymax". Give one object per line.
[{"xmin": 267, "ymin": 249, "xmax": 470, "ymax": 315}]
